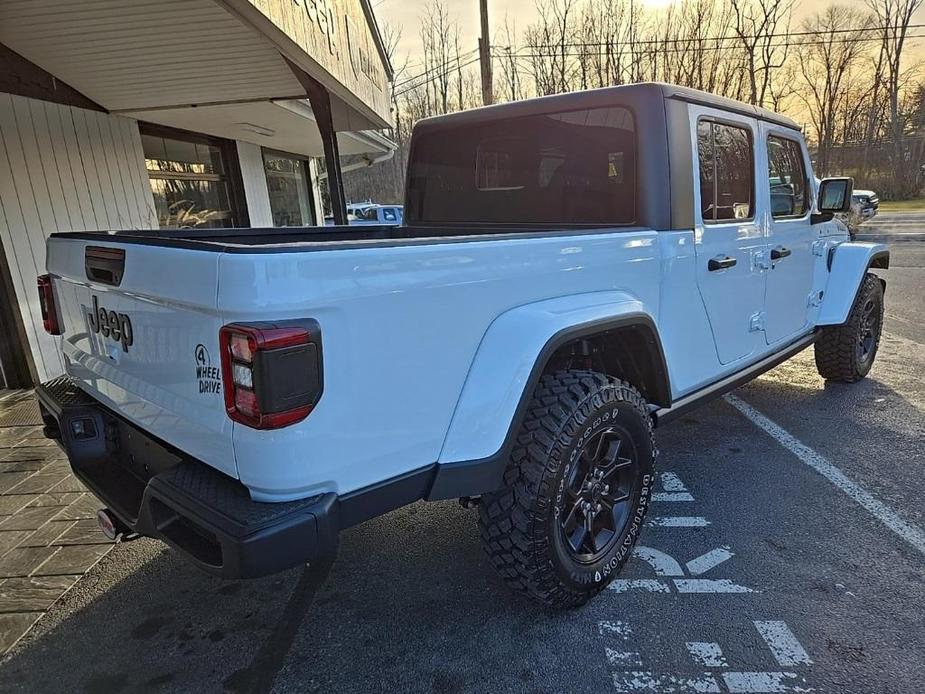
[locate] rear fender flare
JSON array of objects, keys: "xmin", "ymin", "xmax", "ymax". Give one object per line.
[
  {"xmin": 817, "ymin": 242, "xmax": 889, "ymax": 326},
  {"xmin": 430, "ymin": 292, "xmax": 667, "ymax": 499}
]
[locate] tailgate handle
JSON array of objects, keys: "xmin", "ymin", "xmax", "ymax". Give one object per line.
[{"xmin": 85, "ymin": 246, "xmax": 125, "ymax": 287}]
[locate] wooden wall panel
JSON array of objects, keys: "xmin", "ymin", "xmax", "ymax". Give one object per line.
[{"xmin": 0, "ymin": 93, "xmax": 156, "ymax": 383}]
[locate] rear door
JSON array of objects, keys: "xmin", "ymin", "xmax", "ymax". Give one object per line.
[
  {"xmin": 46, "ymin": 238, "xmax": 236, "ymax": 477},
  {"xmin": 760, "ymin": 127, "xmax": 816, "ymax": 344},
  {"xmin": 691, "ymin": 108, "xmax": 767, "ymax": 365}
]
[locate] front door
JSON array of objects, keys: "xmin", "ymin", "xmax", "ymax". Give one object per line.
[
  {"xmin": 692, "ymin": 109, "xmax": 767, "ymax": 365},
  {"xmin": 761, "ymin": 126, "xmax": 816, "ymax": 344}
]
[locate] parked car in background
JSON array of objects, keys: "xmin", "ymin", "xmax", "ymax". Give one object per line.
[
  {"xmin": 852, "ymin": 189, "xmax": 879, "ymax": 220},
  {"xmin": 325, "ymin": 203, "xmax": 404, "ymax": 226},
  {"xmin": 352, "ymin": 204, "xmax": 403, "ymax": 225}
]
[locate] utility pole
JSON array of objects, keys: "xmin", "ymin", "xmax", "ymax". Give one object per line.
[{"xmin": 478, "ymin": 0, "xmax": 493, "ymax": 105}]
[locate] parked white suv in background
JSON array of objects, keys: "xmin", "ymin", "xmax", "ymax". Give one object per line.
[{"xmin": 36, "ymin": 84, "xmax": 888, "ymax": 608}]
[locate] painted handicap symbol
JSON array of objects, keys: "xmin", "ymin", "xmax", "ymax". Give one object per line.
[{"xmin": 600, "ymin": 619, "xmax": 814, "ymax": 693}]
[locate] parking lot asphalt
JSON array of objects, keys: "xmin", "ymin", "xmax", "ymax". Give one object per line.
[{"xmin": 0, "ymin": 235, "xmax": 922, "ymax": 694}]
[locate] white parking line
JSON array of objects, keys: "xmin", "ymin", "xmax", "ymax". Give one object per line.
[
  {"xmin": 722, "ymin": 671, "xmax": 808, "ymax": 693},
  {"xmin": 648, "ymin": 516, "xmax": 711, "ymax": 528},
  {"xmin": 609, "ymin": 578, "xmax": 756, "ymax": 593},
  {"xmin": 599, "ymin": 620, "xmax": 632, "ymax": 637},
  {"xmin": 607, "ymin": 579, "xmax": 672, "ymax": 593},
  {"xmin": 673, "ymin": 579, "xmax": 755, "ymax": 594},
  {"xmin": 685, "ymin": 547, "xmax": 734, "ymax": 576},
  {"xmin": 633, "ymin": 546, "xmax": 685, "ymax": 576},
  {"xmin": 607, "ymin": 648, "xmax": 644, "ymax": 667},
  {"xmin": 753, "ymin": 621, "xmax": 813, "ymax": 667},
  {"xmin": 612, "ymin": 672, "xmax": 722, "ymax": 693},
  {"xmin": 724, "ymin": 394, "xmax": 925, "ymax": 557},
  {"xmin": 660, "ymin": 472, "xmax": 690, "ymax": 492},
  {"xmin": 652, "ymin": 492, "xmax": 695, "ymax": 502},
  {"xmin": 686, "ymin": 642, "xmax": 728, "ymax": 668}
]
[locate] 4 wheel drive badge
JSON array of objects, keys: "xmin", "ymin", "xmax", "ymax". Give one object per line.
[
  {"xmin": 195, "ymin": 343, "xmax": 222, "ymax": 394},
  {"xmin": 87, "ymin": 295, "xmax": 133, "ymax": 352}
]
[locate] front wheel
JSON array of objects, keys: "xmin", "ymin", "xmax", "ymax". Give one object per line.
[
  {"xmin": 478, "ymin": 370, "xmax": 656, "ymax": 609},
  {"xmin": 815, "ymin": 273, "xmax": 884, "ymax": 382}
]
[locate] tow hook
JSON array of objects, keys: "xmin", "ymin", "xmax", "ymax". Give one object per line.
[{"xmin": 96, "ymin": 508, "xmax": 130, "ymax": 541}]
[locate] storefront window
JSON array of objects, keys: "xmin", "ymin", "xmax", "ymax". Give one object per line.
[
  {"xmin": 263, "ymin": 151, "xmax": 315, "ymax": 226},
  {"xmin": 141, "ymin": 131, "xmax": 235, "ymax": 229}
]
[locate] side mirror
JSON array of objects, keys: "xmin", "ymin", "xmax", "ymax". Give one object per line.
[{"xmin": 817, "ymin": 177, "xmax": 853, "ymax": 214}]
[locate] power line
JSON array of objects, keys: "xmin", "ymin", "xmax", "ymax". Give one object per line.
[
  {"xmin": 393, "ymin": 49, "xmax": 479, "ymax": 89},
  {"xmin": 511, "ymin": 33, "xmax": 925, "ymax": 58},
  {"xmin": 517, "ymin": 22, "xmax": 925, "ymax": 51},
  {"xmin": 393, "ymin": 55, "xmax": 482, "ymax": 97},
  {"xmin": 391, "ymin": 23, "xmax": 925, "ymax": 97}
]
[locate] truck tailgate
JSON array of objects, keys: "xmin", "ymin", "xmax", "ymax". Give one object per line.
[{"xmin": 45, "ymin": 238, "xmax": 235, "ymax": 478}]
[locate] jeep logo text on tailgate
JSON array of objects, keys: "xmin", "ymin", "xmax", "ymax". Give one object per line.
[{"xmin": 88, "ymin": 295, "xmax": 133, "ymax": 352}]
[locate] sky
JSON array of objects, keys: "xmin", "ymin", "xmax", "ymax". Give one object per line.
[{"xmin": 375, "ymin": 0, "xmax": 925, "ymax": 70}]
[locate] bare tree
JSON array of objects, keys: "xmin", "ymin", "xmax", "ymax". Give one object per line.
[
  {"xmin": 419, "ymin": 0, "xmax": 457, "ymax": 114},
  {"xmin": 867, "ymin": 0, "xmax": 925, "ymax": 197},
  {"xmin": 730, "ymin": 0, "xmax": 794, "ymax": 107},
  {"xmin": 498, "ymin": 15, "xmax": 524, "ymax": 101},
  {"xmin": 794, "ymin": 6, "xmax": 871, "ymax": 176}
]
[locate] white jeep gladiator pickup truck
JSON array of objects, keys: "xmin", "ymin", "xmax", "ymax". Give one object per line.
[{"xmin": 35, "ymin": 83, "xmax": 888, "ymax": 608}]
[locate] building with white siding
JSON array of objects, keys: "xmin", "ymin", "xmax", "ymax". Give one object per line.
[{"xmin": 0, "ymin": 0, "xmax": 395, "ymax": 389}]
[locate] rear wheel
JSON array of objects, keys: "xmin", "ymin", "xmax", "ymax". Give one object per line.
[
  {"xmin": 478, "ymin": 370, "xmax": 656, "ymax": 609},
  {"xmin": 815, "ymin": 273, "xmax": 884, "ymax": 383}
]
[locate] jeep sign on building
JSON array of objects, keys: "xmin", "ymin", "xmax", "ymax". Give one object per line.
[{"xmin": 0, "ymin": 0, "xmax": 394, "ymax": 389}]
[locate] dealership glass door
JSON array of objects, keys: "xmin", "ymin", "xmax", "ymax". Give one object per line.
[{"xmin": 263, "ymin": 151, "xmax": 316, "ymax": 227}]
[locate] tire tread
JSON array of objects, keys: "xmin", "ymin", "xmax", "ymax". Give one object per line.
[
  {"xmin": 478, "ymin": 370, "xmax": 655, "ymax": 609},
  {"xmin": 815, "ymin": 273, "xmax": 884, "ymax": 382}
]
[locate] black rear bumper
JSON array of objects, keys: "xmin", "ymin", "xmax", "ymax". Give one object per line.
[{"xmin": 35, "ymin": 376, "xmax": 338, "ymax": 578}]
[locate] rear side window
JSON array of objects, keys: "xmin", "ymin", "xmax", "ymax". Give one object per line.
[
  {"xmin": 698, "ymin": 120, "xmax": 754, "ymax": 222},
  {"xmin": 407, "ymin": 107, "xmax": 636, "ymax": 226},
  {"xmin": 767, "ymin": 136, "xmax": 808, "ymax": 218}
]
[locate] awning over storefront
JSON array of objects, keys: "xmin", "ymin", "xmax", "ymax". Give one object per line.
[{"xmin": 0, "ymin": 0, "xmax": 394, "ymax": 158}]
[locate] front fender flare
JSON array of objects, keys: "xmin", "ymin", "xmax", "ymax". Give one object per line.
[
  {"xmin": 429, "ymin": 291, "xmax": 664, "ymax": 499},
  {"xmin": 817, "ymin": 242, "xmax": 889, "ymax": 326}
]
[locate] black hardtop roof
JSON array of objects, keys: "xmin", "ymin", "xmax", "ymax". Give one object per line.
[{"xmin": 413, "ymin": 82, "xmax": 800, "ymax": 133}]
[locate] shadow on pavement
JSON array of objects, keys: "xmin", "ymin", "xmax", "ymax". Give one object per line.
[{"xmin": 0, "ymin": 500, "xmax": 568, "ymax": 694}]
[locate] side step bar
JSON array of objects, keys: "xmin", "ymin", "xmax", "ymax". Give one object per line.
[{"xmin": 653, "ymin": 331, "xmax": 818, "ymax": 425}]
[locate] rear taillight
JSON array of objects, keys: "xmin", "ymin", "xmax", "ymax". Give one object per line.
[
  {"xmin": 37, "ymin": 274, "xmax": 61, "ymax": 335},
  {"xmin": 219, "ymin": 321, "xmax": 323, "ymax": 430}
]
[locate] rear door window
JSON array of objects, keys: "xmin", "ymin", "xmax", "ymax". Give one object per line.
[
  {"xmin": 698, "ymin": 120, "xmax": 754, "ymax": 222},
  {"xmin": 407, "ymin": 107, "xmax": 636, "ymax": 226}
]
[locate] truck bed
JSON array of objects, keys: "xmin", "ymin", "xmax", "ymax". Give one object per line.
[{"xmin": 51, "ymin": 223, "xmax": 643, "ymax": 252}]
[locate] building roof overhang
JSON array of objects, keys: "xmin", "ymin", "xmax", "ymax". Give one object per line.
[{"xmin": 0, "ymin": 0, "xmax": 394, "ymax": 155}]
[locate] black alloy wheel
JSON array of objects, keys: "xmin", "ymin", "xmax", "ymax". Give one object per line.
[
  {"xmin": 559, "ymin": 427, "xmax": 639, "ymax": 563},
  {"xmin": 856, "ymin": 295, "xmax": 881, "ymax": 366}
]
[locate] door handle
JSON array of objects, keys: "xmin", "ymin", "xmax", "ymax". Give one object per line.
[
  {"xmin": 708, "ymin": 255, "xmax": 737, "ymax": 271},
  {"xmin": 771, "ymin": 246, "xmax": 792, "ymax": 261}
]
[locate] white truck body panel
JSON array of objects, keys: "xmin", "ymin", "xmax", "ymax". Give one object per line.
[
  {"xmin": 218, "ymin": 230, "xmax": 670, "ymax": 499},
  {"xmin": 46, "ymin": 240, "xmax": 236, "ymax": 478}
]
